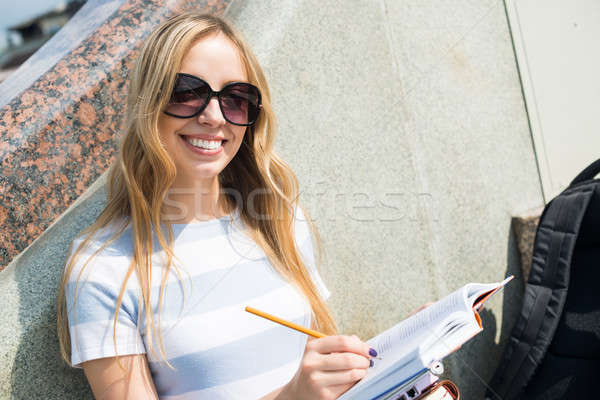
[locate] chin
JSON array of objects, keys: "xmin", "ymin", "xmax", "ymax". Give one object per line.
[
  {"xmin": 193, "ymin": 165, "xmax": 227, "ymax": 178},
  {"xmin": 190, "ymin": 169, "xmax": 221, "ymax": 179}
]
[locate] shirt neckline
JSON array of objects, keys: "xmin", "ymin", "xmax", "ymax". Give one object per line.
[{"xmin": 166, "ymin": 207, "xmax": 241, "ymax": 228}]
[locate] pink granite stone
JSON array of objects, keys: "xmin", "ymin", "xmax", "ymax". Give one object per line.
[{"xmin": 0, "ymin": 0, "xmax": 232, "ymax": 269}]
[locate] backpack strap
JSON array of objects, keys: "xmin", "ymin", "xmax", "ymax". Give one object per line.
[
  {"xmin": 570, "ymin": 158, "xmax": 600, "ymax": 186},
  {"xmin": 486, "ymin": 185, "xmax": 595, "ymax": 400}
]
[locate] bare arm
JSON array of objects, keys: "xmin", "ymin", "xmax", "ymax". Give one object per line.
[{"xmin": 82, "ymin": 354, "xmax": 159, "ymax": 400}]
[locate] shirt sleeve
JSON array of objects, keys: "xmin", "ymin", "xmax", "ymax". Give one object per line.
[
  {"xmin": 64, "ymin": 237, "xmax": 146, "ymax": 368},
  {"xmin": 293, "ymin": 206, "xmax": 331, "ymax": 301}
]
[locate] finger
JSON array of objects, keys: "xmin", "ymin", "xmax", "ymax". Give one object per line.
[
  {"xmin": 309, "ymin": 335, "xmax": 372, "ymax": 358},
  {"xmin": 323, "ymin": 382, "xmax": 358, "ymax": 399},
  {"xmin": 312, "ymin": 368, "xmax": 368, "ymax": 387},
  {"xmin": 335, "ymin": 381, "xmax": 361, "ymax": 397},
  {"xmin": 317, "ymin": 352, "xmax": 371, "ymax": 371}
]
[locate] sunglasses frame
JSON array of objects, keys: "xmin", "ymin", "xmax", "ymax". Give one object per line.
[{"xmin": 163, "ymin": 72, "xmax": 262, "ymax": 126}]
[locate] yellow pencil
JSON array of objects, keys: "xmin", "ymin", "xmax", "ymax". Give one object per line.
[
  {"xmin": 245, "ymin": 305, "xmax": 382, "ymax": 361},
  {"xmin": 245, "ymin": 306, "xmax": 327, "ymax": 338}
]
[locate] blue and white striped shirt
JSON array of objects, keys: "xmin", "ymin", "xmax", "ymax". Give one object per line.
[{"xmin": 65, "ymin": 206, "xmax": 330, "ymax": 399}]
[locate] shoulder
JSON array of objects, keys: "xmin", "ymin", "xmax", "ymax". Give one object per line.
[
  {"xmin": 65, "ymin": 218, "xmax": 135, "ymax": 287},
  {"xmin": 292, "ymin": 204, "xmax": 313, "ymax": 244}
]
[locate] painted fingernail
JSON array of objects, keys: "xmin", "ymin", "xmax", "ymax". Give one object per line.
[
  {"xmin": 369, "ymin": 348, "xmax": 378, "ymax": 357},
  {"xmin": 369, "ymin": 359, "xmax": 374, "ymax": 368}
]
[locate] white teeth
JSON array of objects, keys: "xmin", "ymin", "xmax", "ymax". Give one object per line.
[{"xmin": 185, "ymin": 137, "xmax": 223, "ymax": 150}]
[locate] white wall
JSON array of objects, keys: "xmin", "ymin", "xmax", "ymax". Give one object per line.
[{"xmin": 506, "ymin": 0, "xmax": 600, "ymax": 200}]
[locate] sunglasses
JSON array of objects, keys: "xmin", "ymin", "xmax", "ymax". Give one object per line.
[{"xmin": 163, "ymin": 73, "xmax": 262, "ymax": 126}]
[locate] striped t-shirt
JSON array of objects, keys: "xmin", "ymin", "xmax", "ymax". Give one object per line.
[{"xmin": 64, "ymin": 206, "xmax": 330, "ymax": 399}]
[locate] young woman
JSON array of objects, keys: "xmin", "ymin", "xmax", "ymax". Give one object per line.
[{"xmin": 57, "ymin": 12, "xmax": 375, "ymax": 400}]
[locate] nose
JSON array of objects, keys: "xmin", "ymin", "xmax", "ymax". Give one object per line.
[{"xmin": 197, "ymin": 96, "xmax": 226, "ymax": 126}]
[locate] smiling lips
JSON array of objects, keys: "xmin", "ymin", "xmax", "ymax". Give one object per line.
[{"xmin": 180, "ymin": 134, "xmax": 226, "ymax": 155}]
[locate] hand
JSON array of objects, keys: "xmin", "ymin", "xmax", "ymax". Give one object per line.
[{"xmin": 280, "ymin": 335, "xmax": 374, "ymax": 400}]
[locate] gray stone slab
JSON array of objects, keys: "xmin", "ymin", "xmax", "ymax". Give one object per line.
[
  {"xmin": 0, "ymin": 173, "xmax": 108, "ymax": 398},
  {"xmin": 228, "ymin": 0, "xmax": 543, "ymax": 397}
]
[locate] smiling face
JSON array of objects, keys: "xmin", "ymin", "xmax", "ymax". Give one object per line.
[{"xmin": 158, "ymin": 32, "xmax": 248, "ymax": 189}]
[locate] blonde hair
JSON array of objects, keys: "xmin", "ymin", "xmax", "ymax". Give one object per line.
[{"xmin": 56, "ymin": 12, "xmax": 337, "ymax": 372}]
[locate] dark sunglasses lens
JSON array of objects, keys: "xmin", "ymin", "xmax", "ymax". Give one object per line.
[
  {"xmin": 220, "ymin": 83, "xmax": 261, "ymax": 125},
  {"xmin": 165, "ymin": 76, "xmax": 210, "ymax": 117}
]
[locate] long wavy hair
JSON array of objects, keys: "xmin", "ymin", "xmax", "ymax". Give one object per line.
[{"xmin": 56, "ymin": 12, "xmax": 337, "ymax": 371}]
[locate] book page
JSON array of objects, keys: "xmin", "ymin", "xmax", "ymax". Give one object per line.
[
  {"xmin": 369, "ymin": 286, "xmax": 468, "ymax": 358},
  {"xmin": 340, "ymin": 288, "xmax": 470, "ymax": 399},
  {"xmin": 340, "ymin": 277, "xmax": 513, "ymax": 399},
  {"xmin": 466, "ymin": 276, "xmax": 513, "ymax": 311},
  {"xmin": 355, "ymin": 286, "xmax": 471, "ymax": 387}
]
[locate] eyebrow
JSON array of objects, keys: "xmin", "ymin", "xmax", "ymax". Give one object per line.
[{"xmin": 178, "ymin": 72, "xmax": 249, "ymax": 87}]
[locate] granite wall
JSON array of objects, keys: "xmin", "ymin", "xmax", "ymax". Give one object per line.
[{"xmin": 0, "ymin": 0, "xmax": 544, "ymax": 398}]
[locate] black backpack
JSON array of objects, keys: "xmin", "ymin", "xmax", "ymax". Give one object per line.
[{"xmin": 486, "ymin": 159, "xmax": 600, "ymax": 399}]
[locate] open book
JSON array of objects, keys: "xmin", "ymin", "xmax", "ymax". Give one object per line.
[{"xmin": 338, "ymin": 276, "xmax": 513, "ymax": 400}]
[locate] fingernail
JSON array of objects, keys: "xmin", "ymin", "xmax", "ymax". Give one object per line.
[
  {"xmin": 369, "ymin": 359, "xmax": 374, "ymax": 368},
  {"xmin": 369, "ymin": 348, "xmax": 378, "ymax": 357}
]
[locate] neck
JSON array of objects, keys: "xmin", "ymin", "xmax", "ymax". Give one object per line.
[{"xmin": 161, "ymin": 175, "xmax": 231, "ymax": 224}]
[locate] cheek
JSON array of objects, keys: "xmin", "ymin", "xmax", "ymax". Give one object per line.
[
  {"xmin": 228, "ymin": 126, "xmax": 248, "ymax": 151},
  {"xmin": 158, "ymin": 116, "xmax": 186, "ymax": 146},
  {"xmin": 158, "ymin": 115, "xmax": 176, "ymax": 136}
]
